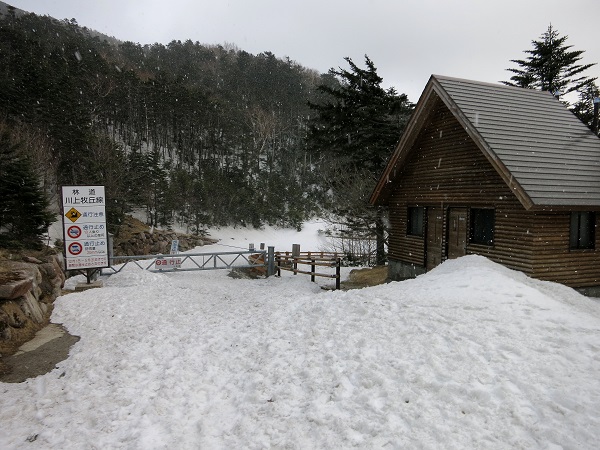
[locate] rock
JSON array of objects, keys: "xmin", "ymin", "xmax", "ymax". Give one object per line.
[
  {"xmin": 39, "ymin": 262, "xmax": 58, "ymax": 279},
  {"xmin": 0, "ymin": 251, "xmax": 66, "ymax": 354},
  {"xmin": 0, "ymin": 310, "xmax": 11, "ymax": 340},
  {"xmin": 22, "ymin": 256, "xmax": 43, "ymax": 264},
  {"xmin": 228, "ymin": 268, "xmax": 254, "ymax": 279},
  {"xmin": 39, "ymin": 274, "xmax": 62, "ymax": 301},
  {"xmin": 38, "ymin": 258, "xmax": 64, "ymax": 297},
  {"xmin": 150, "ymin": 241, "xmax": 169, "ymax": 254},
  {"xmin": 51, "ymin": 257, "xmax": 66, "ymax": 287},
  {"xmin": 0, "ymin": 357, "xmax": 11, "ymax": 375},
  {"xmin": 1, "ymin": 301, "xmax": 27, "ymax": 328},
  {"xmin": 344, "ymin": 265, "xmax": 389, "ymax": 288},
  {"xmin": 228, "ymin": 254, "xmax": 267, "ymax": 279},
  {"xmin": 0, "ymin": 277, "xmax": 33, "ymax": 300},
  {"xmin": 110, "ymin": 215, "xmax": 218, "ymax": 257},
  {"xmin": 17, "ymin": 291, "xmax": 45, "ymax": 324}
]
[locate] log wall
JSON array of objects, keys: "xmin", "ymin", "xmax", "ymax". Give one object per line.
[
  {"xmin": 387, "ymin": 100, "xmax": 600, "ymax": 287},
  {"xmin": 529, "ymin": 212, "xmax": 600, "ymax": 287}
]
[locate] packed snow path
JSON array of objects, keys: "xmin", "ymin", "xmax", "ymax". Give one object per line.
[{"xmin": 1, "ymin": 255, "xmax": 600, "ymax": 449}]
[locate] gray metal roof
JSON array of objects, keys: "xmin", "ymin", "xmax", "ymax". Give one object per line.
[
  {"xmin": 433, "ymin": 75, "xmax": 600, "ymax": 208},
  {"xmin": 371, "ymin": 75, "xmax": 600, "ymax": 209}
]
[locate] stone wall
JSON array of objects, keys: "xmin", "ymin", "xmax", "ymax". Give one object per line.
[
  {"xmin": 0, "ymin": 252, "xmax": 65, "ymax": 358},
  {"xmin": 113, "ymin": 230, "xmax": 216, "ymax": 257}
]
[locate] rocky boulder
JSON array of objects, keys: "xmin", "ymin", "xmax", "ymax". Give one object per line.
[
  {"xmin": 0, "ymin": 251, "xmax": 65, "ymax": 358},
  {"xmin": 112, "ymin": 216, "xmax": 217, "ymax": 257}
]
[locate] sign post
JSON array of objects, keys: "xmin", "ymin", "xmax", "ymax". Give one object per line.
[{"xmin": 61, "ymin": 186, "xmax": 109, "ymax": 282}]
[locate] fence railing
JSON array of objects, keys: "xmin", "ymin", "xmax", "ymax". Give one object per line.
[
  {"xmin": 101, "ymin": 246, "xmax": 342, "ymax": 290},
  {"xmin": 275, "ymin": 251, "xmax": 341, "ymax": 290},
  {"xmin": 104, "ymin": 249, "xmax": 272, "ymax": 274}
]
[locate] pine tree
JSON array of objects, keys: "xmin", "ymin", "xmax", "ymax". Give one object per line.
[
  {"xmin": 0, "ymin": 11, "xmax": 334, "ymax": 231},
  {"xmin": 503, "ymin": 25, "xmax": 597, "ymax": 98},
  {"xmin": 308, "ymin": 56, "xmax": 412, "ymax": 173},
  {"xmin": 571, "ymin": 81, "xmax": 599, "ymax": 132},
  {"xmin": 307, "ymin": 56, "xmax": 413, "ymax": 264},
  {"xmin": 0, "ymin": 132, "xmax": 55, "ymax": 248}
]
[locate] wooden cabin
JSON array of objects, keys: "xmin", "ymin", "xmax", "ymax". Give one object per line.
[{"xmin": 370, "ymin": 75, "xmax": 600, "ymax": 293}]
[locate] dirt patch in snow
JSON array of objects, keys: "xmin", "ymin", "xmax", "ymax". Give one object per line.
[{"xmin": 341, "ymin": 265, "xmax": 390, "ymax": 289}]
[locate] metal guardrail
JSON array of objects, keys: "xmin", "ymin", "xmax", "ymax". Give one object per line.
[
  {"xmin": 103, "ymin": 249, "xmax": 273, "ymax": 274},
  {"xmin": 100, "ymin": 246, "xmax": 343, "ymax": 290}
]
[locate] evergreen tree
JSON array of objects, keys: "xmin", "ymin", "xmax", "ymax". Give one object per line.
[
  {"xmin": 146, "ymin": 150, "xmax": 171, "ymax": 228},
  {"xmin": 503, "ymin": 25, "xmax": 597, "ymax": 98},
  {"xmin": 0, "ymin": 10, "xmax": 329, "ymax": 232},
  {"xmin": 571, "ymin": 81, "xmax": 599, "ymax": 132},
  {"xmin": 307, "ymin": 56, "xmax": 413, "ymax": 264},
  {"xmin": 0, "ymin": 131, "xmax": 55, "ymax": 248},
  {"xmin": 308, "ymin": 56, "xmax": 412, "ymax": 173}
]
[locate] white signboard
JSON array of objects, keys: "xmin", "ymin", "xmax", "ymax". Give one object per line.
[
  {"xmin": 154, "ymin": 257, "xmax": 182, "ymax": 270},
  {"xmin": 62, "ymin": 186, "xmax": 109, "ymax": 270}
]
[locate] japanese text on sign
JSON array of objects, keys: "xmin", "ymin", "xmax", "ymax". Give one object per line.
[
  {"xmin": 154, "ymin": 257, "xmax": 182, "ymax": 270},
  {"xmin": 62, "ymin": 186, "xmax": 108, "ymax": 271},
  {"xmin": 63, "ymin": 187, "xmax": 105, "ymax": 206}
]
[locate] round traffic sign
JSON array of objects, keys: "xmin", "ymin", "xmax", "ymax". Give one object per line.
[
  {"xmin": 68, "ymin": 242, "xmax": 83, "ymax": 255},
  {"xmin": 67, "ymin": 225, "xmax": 82, "ymax": 239}
]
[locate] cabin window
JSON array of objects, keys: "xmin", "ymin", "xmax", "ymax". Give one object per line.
[
  {"xmin": 470, "ymin": 208, "xmax": 494, "ymax": 246},
  {"xmin": 570, "ymin": 212, "xmax": 595, "ymax": 250},
  {"xmin": 407, "ymin": 207, "xmax": 424, "ymax": 237}
]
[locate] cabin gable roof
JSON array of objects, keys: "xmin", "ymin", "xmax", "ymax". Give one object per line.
[{"xmin": 371, "ymin": 75, "xmax": 600, "ymax": 210}]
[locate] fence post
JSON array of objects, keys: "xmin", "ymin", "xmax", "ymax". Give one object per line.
[
  {"xmin": 336, "ymin": 258, "xmax": 341, "ymax": 290},
  {"xmin": 267, "ymin": 246, "xmax": 275, "ymax": 277},
  {"xmin": 292, "ymin": 244, "xmax": 300, "ymax": 275},
  {"xmin": 310, "ymin": 258, "xmax": 315, "ymax": 283},
  {"xmin": 102, "ymin": 232, "xmax": 114, "ymax": 276}
]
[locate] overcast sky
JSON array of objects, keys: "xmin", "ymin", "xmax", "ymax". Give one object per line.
[{"xmin": 7, "ymin": 0, "xmax": 600, "ymax": 102}]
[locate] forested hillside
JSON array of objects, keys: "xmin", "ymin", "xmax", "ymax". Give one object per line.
[{"xmin": 0, "ymin": 6, "xmax": 331, "ymax": 235}]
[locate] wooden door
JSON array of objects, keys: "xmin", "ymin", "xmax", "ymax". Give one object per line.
[
  {"xmin": 426, "ymin": 207, "xmax": 443, "ymax": 270},
  {"xmin": 448, "ymin": 208, "xmax": 467, "ymax": 259}
]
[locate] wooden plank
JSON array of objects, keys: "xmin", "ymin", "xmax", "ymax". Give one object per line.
[
  {"xmin": 277, "ymin": 266, "xmax": 338, "ymax": 278},
  {"xmin": 426, "ymin": 207, "xmax": 443, "ymax": 270},
  {"xmin": 447, "ymin": 208, "xmax": 467, "ymax": 259}
]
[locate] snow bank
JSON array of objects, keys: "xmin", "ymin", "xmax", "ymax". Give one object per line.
[{"xmin": 1, "ymin": 255, "xmax": 600, "ymax": 449}]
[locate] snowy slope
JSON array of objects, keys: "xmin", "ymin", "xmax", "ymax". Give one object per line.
[
  {"xmin": 188, "ymin": 219, "xmax": 332, "ymax": 253},
  {"xmin": 1, "ymin": 255, "xmax": 600, "ymax": 449}
]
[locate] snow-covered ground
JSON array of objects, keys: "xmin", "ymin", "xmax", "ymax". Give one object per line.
[
  {"xmin": 198, "ymin": 219, "xmax": 332, "ymax": 254},
  {"xmin": 2, "ymin": 224, "xmax": 600, "ymax": 448}
]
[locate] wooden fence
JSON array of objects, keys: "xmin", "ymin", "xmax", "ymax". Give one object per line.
[{"xmin": 275, "ymin": 250, "xmax": 342, "ymax": 290}]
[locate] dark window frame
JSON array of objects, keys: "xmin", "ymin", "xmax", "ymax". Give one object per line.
[
  {"xmin": 570, "ymin": 211, "xmax": 595, "ymax": 250},
  {"xmin": 469, "ymin": 208, "xmax": 495, "ymax": 246},
  {"xmin": 407, "ymin": 206, "xmax": 425, "ymax": 237}
]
